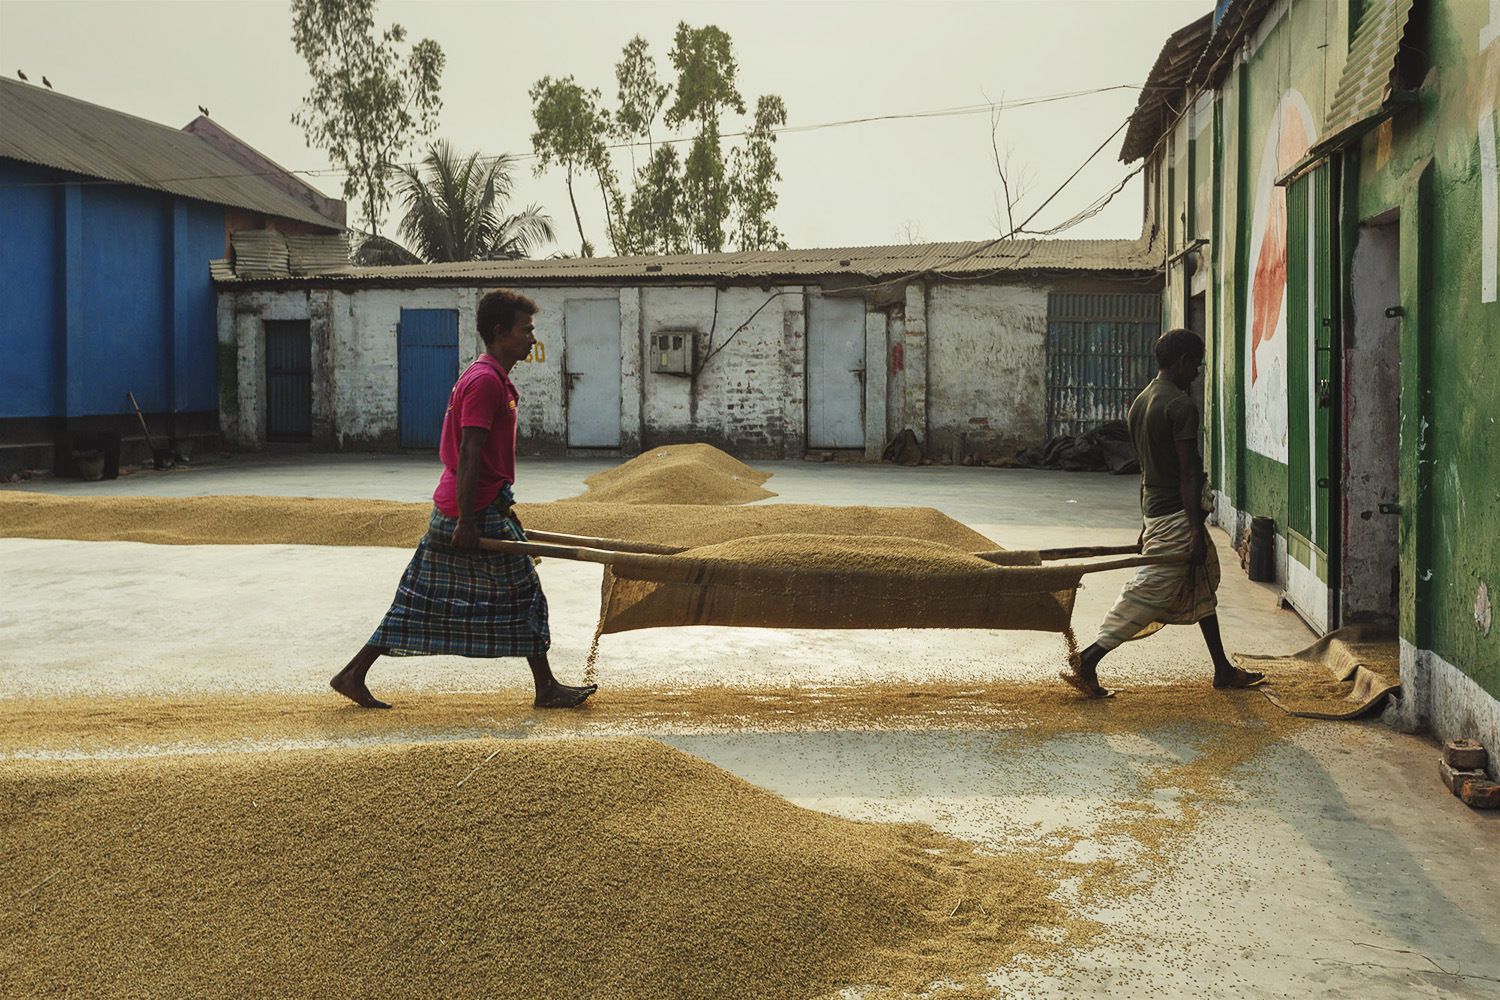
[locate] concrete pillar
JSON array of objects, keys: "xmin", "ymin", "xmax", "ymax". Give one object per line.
[
  {"xmin": 309, "ymin": 289, "xmax": 334, "ymax": 449},
  {"xmin": 215, "ymin": 293, "xmax": 238, "ymax": 442},
  {"xmin": 781, "ymin": 289, "xmax": 806, "ymax": 458},
  {"xmin": 863, "ymin": 306, "xmax": 886, "ymax": 460},
  {"xmin": 234, "ymin": 308, "xmax": 264, "ymax": 448},
  {"xmin": 902, "ymin": 281, "xmax": 928, "ymax": 443},
  {"xmin": 619, "ymin": 286, "xmax": 643, "ymax": 453}
]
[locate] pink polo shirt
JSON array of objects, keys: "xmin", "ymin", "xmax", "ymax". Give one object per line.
[{"xmin": 432, "ymin": 354, "xmax": 518, "ymax": 517}]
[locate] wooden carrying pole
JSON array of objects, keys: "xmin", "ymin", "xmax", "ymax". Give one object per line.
[
  {"xmin": 478, "ymin": 536, "xmax": 1185, "ymax": 576},
  {"xmin": 524, "ymin": 530, "xmax": 1143, "ymax": 563}
]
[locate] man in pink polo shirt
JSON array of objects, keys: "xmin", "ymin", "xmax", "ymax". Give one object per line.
[{"xmin": 331, "ymin": 289, "xmax": 596, "ymax": 710}]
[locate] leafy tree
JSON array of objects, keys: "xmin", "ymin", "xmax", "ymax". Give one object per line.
[
  {"xmin": 529, "ymin": 76, "xmax": 618, "ymax": 256},
  {"xmin": 729, "ymin": 95, "xmax": 788, "ymax": 251},
  {"xmin": 625, "ymin": 145, "xmax": 689, "ymax": 255},
  {"xmin": 614, "ymin": 35, "xmax": 671, "ymax": 173},
  {"xmin": 354, "ymin": 141, "xmax": 555, "ymax": 265},
  {"xmin": 665, "ymin": 23, "xmax": 744, "ymax": 253},
  {"xmin": 529, "ymin": 24, "xmax": 786, "ymax": 258},
  {"xmin": 290, "ymin": 0, "xmax": 443, "ymax": 235}
]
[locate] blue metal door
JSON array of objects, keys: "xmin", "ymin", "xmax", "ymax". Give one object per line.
[
  {"xmin": 399, "ymin": 309, "xmax": 459, "ymax": 449},
  {"xmin": 265, "ymin": 320, "xmax": 311, "ymax": 442}
]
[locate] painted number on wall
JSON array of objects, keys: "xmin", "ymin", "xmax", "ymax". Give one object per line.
[{"xmin": 522, "ymin": 342, "xmax": 547, "ymax": 363}]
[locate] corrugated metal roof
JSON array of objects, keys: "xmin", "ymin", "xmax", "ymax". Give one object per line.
[
  {"xmin": 1315, "ymin": 0, "xmax": 1416, "ymax": 151},
  {"xmin": 1120, "ymin": 13, "xmax": 1214, "ymax": 164},
  {"xmin": 1189, "ymin": 0, "xmax": 1279, "ymax": 90},
  {"xmin": 215, "ymin": 235, "xmax": 1160, "ymax": 287},
  {"xmin": 0, "ymin": 77, "xmax": 340, "ymax": 229},
  {"xmin": 228, "ymin": 230, "xmax": 350, "ymax": 277}
]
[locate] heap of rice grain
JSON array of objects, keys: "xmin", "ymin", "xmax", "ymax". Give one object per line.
[
  {"xmin": 585, "ymin": 442, "xmax": 770, "ymax": 488},
  {"xmin": 0, "ymin": 492, "xmax": 429, "ymax": 548},
  {"xmin": 676, "ymin": 533, "xmax": 998, "ymax": 575},
  {"xmin": 0, "ymin": 493, "xmax": 999, "ymax": 553},
  {"xmin": 562, "ymin": 443, "xmax": 775, "ymax": 505},
  {"xmin": 1, "ymin": 736, "xmax": 1071, "ymax": 999}
]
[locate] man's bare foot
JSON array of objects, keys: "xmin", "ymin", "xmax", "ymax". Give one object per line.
[
  {"xmin": 1212, "ymin": 666, "xmax": 1267, "ymax": 689},
  {"xmin": 1059, "ymin": 671, "xmax": 1115, "ymax": 699},
  {"xmin": 534, "ymin": 682, "xmax": 597, "ymax": 709},
  {"xmin": 331, "ymin": 673, "xmax": 392, "ymax": 709}
]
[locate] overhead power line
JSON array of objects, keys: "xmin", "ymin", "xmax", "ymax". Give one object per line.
[{"xmin": 0, "ymin": 83, "xmax": 1148, "ymax": 191}]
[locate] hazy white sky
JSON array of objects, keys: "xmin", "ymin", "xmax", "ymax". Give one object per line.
[{"xmin": 1, "ymin": 0, "xmax": 1208, "ymax": 251}]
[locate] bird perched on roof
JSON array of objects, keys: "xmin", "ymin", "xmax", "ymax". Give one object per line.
[
  {"xmin": 198, "ymin": 104, "xmax": 209, "ymax": 116},
  {"xmin": 42, "ymin": 77, "xmax": 52, "ymax": 89},
  {"xmin": 16, "ymin": 70, "xmax": 27, "ymax": 81}
]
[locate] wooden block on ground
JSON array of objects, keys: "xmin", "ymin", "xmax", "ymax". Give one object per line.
[
  {"xmin": 1439, "ymin": 758, "xmax": 1486, "ymax": 794},
  {"xmin": 1444, "ymin": 739, "xmax": 1488, "ymax": 771},
  {"xmin": 1459, "ymin": 778, "xmax": 1500, "ymax": 809}
]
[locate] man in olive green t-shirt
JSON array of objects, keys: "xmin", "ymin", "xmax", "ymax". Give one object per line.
[{"xmin": 1060, "ymin": 329, "xmax": 1265, "ymax": 698}]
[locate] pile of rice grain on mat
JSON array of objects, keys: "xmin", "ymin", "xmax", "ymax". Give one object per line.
[
  {"xmin": 1, "ymin": 737, "xmax": 1072, "ymax": 1000},
  {"xmin": 527, "ymin": 501, "xmax": 996, "ymax": 551},
  {"xmin": 676, "ymin": 533, "xmax": 998, "ymax": 575},
  {"xmin": 562, "ymin": 442, "xmax": 775, "ymax": 505}
]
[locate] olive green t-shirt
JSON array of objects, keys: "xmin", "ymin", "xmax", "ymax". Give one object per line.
[{"xmin": 1128, "ymin": 378, "xmax": 1199, "ymax": 517}]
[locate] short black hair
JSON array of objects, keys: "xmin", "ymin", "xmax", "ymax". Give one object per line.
[
  {"xmin": 1155, "ymin": 328, "xmax": 1205, "ymax": 369},
  {"xmin": 476, "ymin": 289, "xmax": 539, "ymax": 344}
]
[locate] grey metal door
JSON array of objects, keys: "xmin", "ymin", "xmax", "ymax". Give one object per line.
[
  {"xmin": 265, "ymin": 320, "xmax": 311, "ymax": 442},
  {"xmin": 806, "ymin": 295, "xmax": 865, "ymax": 448},
  {"xmin": 564, "ymin": 299, "xmax": 621, "ymax": 448},
  {"xmin": 1045, "ymin": 294, "xmax": 1161, "ymax": 438}
]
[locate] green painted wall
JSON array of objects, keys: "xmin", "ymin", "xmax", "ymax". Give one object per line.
[
  {"xmin": 1342, "ymin": 1, "xmax": 1500, "ymax": 695},
  {"xmin": 1183, "ymin": 0, "xmax": 1499, "ymax": 695}
]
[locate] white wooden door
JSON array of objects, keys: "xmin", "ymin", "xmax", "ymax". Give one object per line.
[
  {"xmin": 564, "ymin": 299, "xmax": 621, "ymax": 448},
  {"xmin": 806, "ymin": 296, "xmax": 865, "ymax": 448}
]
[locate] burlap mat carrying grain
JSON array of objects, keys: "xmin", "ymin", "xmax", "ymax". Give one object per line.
[
  {"xmin": 1233, "ymin": 623, "xmax": 1400, "ymax": 719},
  {"xmin": 562, "ymin": 442, "xmax": 776, "ymax": 504},
  {"xmin": 599, "ymin": 534, "xmax": 1084, "ymax": 634}
]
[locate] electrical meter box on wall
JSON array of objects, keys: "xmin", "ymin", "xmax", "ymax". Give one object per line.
[{"xmin": 650, "ymin": 328, "xmax": 695, "ymax": 375}]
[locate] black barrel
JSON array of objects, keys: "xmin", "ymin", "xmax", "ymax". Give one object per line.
[{"xmin": 1247, "ymin": 516, "xmax": 1276, "ymax": 582}]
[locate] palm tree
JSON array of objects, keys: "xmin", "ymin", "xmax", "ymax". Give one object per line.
[{"xmin": 355, "ymin": 141, "xmax": 556, "ymax": 265}]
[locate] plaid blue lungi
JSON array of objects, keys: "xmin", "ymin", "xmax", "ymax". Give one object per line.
[{"xmin": 369, "ymin": 484, "xmax": 550, "ymax": 658}]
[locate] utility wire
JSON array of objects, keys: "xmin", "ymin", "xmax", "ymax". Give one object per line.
[
  {"xmin": 693, "ymin": 110, "xmax": 1148, "ymax": 371},
  {"xmin": 0, "ymin": 82, "xmax": 1154, "ymax": 191}
]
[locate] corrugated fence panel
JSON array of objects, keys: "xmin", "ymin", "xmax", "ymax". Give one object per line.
[
  {"xmin": 1045, "ymin": 293, "xmax": 1162, "ymax": 438},
  {"xmin": 398, "ymin": 309, "xmax": 460, "ymax": 450},
  {"xmin": 265, "ymin": 320, "xmax": 312, "ymax": 442}
]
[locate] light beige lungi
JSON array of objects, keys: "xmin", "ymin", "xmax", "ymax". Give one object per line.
[{"xmin": 1094, "ymin": 508, "xmax": 1220, "ymax": 650}]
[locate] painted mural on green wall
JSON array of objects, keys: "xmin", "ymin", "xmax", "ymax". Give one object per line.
[{"xmin": 1245, "ymin": 91, "xmax": 1315, "ymax": 463}]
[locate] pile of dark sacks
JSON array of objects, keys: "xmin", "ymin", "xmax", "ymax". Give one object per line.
[{"xmin": 1014, "ymin": 420, "xmax": 1139, "ymax": 474}]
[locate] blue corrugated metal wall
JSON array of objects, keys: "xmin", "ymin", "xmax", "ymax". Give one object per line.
[
  {"xmin": 0, "ymin": 162, "xmax": 63, "ymax": 417},
  {"xmin": 79, "ymin": 184, "xmax": 171, "ymax": 413},
  {"xmin": 0, "ymin": 159, "xmax": 226, "ymax": 421},
  {"xmin": 173, "ymin": 200, "xmax": 228, "ymax": 413},
  {"xmin": 398, "ymin": 309, "xmax": 460, "ymax": 449}
]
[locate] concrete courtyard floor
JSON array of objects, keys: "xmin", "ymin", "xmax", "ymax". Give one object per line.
[{"xmin": 2, "ymin": 454, "xmax": 1498, "ymax": 997}]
